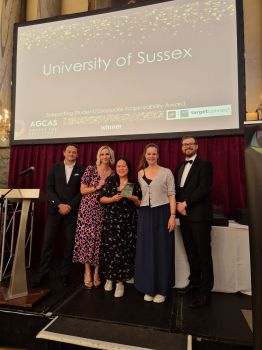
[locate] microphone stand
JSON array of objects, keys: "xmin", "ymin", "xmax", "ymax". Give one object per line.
[
  {"xmin": 0, "ymin": 169, "xmax": 48, "ymax": 306},
  {"xmin": 0, "ymin": 173, "xmax": 32, "ymax": 281},
  {"xmin": 0, "ymin": 172, "xmax": 31, "ymax": 219}
]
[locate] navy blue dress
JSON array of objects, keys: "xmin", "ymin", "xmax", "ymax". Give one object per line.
[{"xmin": 134, "ymin": 176, "xmax": 175, "ymax": 296}]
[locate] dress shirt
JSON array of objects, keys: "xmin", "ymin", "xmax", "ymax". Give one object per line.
[
  {"xmin": 180, "ymin": 154, "xmax": 197, "ymax": 187},
  {"xmin": 64, "ymin": 161, "xmax": 76, "ymax": 184}
]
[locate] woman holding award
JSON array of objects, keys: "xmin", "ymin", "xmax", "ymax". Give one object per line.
[
  {"xmin": 100, "ymin": 157, "xmax": 142, "ymax": 298},
  {"xmin": 135, "ymin": 143, "xmax": 176, "ymax": 303}
]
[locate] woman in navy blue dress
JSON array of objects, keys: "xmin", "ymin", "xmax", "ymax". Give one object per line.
[{"xmin": 135, "ymin": 143, "xmax": 176, "ymax": 303}]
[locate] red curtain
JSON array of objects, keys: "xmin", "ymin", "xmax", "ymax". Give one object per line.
[{"xmin": 8, "ymin": 135, "xmax": 247, "ymax": 258}]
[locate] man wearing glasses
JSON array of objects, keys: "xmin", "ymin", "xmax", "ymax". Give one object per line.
[{"xmin": 175, "ymin": 135, "xmax": 213, "ymax": 308}]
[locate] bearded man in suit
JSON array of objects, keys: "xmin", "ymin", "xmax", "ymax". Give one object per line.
[
  {"xmin": 34, "ymin": 144, "xmax": 85, "ymax": 287},
  {"xmin": 175, "ymin": 135, "xmax": 214, "ymax": 307}
]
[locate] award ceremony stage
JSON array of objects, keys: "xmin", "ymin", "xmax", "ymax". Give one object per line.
[
  {"xmin": 0, "ymin": 187, "xmax": 253, "ymax": 350},
  {"xmin": 2, "ymin": 0, "xmax": 261, "ymax": 348},
  {"xmin": 0, "ymin": 260, "xmax": 253, "ymax": 350}
]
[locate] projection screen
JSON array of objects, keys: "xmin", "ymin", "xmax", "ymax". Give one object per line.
[{"xmin": 11, "ymin": 0, "xmax": 245, "ymax": 145}]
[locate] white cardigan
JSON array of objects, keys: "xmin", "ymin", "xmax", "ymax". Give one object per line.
[{"xmin": 138, "ymin": 167, "xmax": 175, "ymax": 208}]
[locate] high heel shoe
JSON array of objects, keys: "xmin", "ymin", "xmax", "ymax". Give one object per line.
[
  {"xmin": 84, "ymin": 272, "xmax": 93, "ymax": 289},
  {"xmin": 93, "ymin": 271, "xmax": 101, "ymax": 288}
]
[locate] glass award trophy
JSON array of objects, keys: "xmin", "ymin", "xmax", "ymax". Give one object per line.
[{"xmin": 120, "ymin": 183, "xmax": 134, "ymax": 197}]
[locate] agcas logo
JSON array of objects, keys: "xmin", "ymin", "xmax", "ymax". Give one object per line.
[{"xmin": 30, "ymin": 119, "xmax": 58, "ymax": 127}]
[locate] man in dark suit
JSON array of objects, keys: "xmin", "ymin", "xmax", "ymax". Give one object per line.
[
  {"xmin": 34, "ymin": 144, "xmax": 85, "ymax": 287},
  {"xmin": 175, "ymin": 135, "xmax": 213, "ymax": 307}
]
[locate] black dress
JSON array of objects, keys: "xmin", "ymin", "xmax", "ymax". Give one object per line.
[{"xmin": 100, "ymin": 176, "xmax": 142, "ymax": 281}]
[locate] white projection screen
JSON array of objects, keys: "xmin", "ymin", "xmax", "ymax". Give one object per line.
[{"xmin": 11, "ymin": 0, "xmax": 245, "ymax": 145}]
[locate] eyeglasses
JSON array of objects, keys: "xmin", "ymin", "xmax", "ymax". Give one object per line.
[{"xmin": 182, "ymin": 142, "xmax": 196, "ymax": 147}]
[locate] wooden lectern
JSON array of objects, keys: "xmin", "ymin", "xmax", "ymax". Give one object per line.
[{"xmin": 0, "ymin": 189, "xmax": 49, "ymax": 307}]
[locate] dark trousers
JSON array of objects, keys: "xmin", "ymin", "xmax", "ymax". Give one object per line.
[
  {"xmin": 179, "ymin": 218, "xmax": 214, "ymax": 293},
  {"xmin": 38, "ymin": 211, "xmax": 77, "ymax": 278}
]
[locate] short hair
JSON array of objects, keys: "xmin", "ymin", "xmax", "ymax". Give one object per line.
[
  {"xmin": 96, "ymin": 145, "xmax": 115, "ymax": 166},
  {"xmin": 181, "ymin": 135, "xmax": 198, "ymax": 144},
  {"xmin": 64, "ymin": 143, "xmax": 78, "ymax": 151},
  {"xmin": 138, "ymin": 143, "xmax": 160, "ymax": 170}
]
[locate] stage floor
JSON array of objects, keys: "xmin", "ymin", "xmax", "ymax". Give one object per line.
[{"xmin": 0, "ymin": 261, "xmax": 253, "ymax": 350}]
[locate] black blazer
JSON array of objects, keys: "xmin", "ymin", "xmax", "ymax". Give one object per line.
[
  {"xmin": 46, "ymin": 162, "xmax": 85, "ymax": 214},
  {"xmin": 175, "ymin": 156, "xmax": 213, "ymax": 222}
]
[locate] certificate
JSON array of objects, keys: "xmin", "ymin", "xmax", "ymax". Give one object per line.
[{"xmin": 120, "ymin": 183, "xmax": 134, "ymax": 197}]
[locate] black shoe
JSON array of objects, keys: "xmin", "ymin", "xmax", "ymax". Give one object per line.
[
  {"xmin": 62, "ymin": 275, "xmax": 69, "ymax": 287},
  {"xmin": 32, "ymin": 274, "xmax": 49, "ymax": 288},
  {"xmin": 189, "ymin": 292, "xmax": 211, "ymax": 308},
  {"xmin": 177, "ymin": 284, "xmax": 199, "ymax": 295}
]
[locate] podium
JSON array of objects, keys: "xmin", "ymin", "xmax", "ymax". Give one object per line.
[{"xmin": 0, "ymin": 189, "xmax": 49, "ymax": 307}]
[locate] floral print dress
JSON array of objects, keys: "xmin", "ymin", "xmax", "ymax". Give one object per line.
[
  {"xmin": 100, "ymin": 176, "xmax": 142, "ymax": 281},
  {"xmin": 73, "ymin": 165, "xmax": 105, "ymax": 266}
]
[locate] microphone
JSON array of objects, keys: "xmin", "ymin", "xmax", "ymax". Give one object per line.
[{"xmin": 19, "ymin": 166, "xmax": 35, "ymax": 176}]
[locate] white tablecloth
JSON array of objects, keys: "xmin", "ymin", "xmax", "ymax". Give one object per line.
[{"xmin": 175, "ymin": 221, "xmax": 252, "ymax": 294}]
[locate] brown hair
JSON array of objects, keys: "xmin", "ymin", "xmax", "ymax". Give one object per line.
[
  {"xmin": 181, "ymin": 135, "xmax": 198, "ymax": 144},
  {"xmin": 138, "ymin": 143, "xmax": 160, "ymax": 170},
  {"xmin": 64, "ymin": 143, "xmax": 78, "ymax": 151}
]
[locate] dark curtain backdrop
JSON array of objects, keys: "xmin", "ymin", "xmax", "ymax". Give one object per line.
[{"xmin": 8, "ymin": 135, "xmax": 247, "ymax": 260}]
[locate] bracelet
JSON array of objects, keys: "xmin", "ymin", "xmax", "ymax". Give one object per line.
[{"xmin": 170, "ymin": 213, "xmax": 176, "ymax": 216}]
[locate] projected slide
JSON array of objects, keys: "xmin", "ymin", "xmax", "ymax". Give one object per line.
[{"xmin": 12, "ymin": 0, "xmax": 241, "ymax": 143}]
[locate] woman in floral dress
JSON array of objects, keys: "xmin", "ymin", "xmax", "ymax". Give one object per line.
[
  {"xmin": 73, "ymin": 145, "xmax": 115, "ymax": 288},
  {"xmin": 100, "ymin": 157, "xmax": 142, "ymax": 298}
]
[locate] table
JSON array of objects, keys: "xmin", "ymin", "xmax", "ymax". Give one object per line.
[{"xmin": 175, "ymin": 221, "xmax": 252, "ymax": 294}]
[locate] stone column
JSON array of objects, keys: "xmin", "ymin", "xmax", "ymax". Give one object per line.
[
  {"xmin": 61, "ymin": 0, "xmax": 88, "ymax": 15},
  {"xmin": 89, "ymin": 0, "xmax": 112, "ymax": 11},
  {"xmin": 0, "ymin": 0, "xmax": 25, "ymax": 187},
  {"xmin": 0, "ymin": 147, "xmax": 10, "ymax": 188},
  {"xmin": 243, "ymin": 0, "xmax": 262, "ymax": 114},
  {"xmin": 26, "ymin": 0, "xmax": 61, "ymax": 21}
]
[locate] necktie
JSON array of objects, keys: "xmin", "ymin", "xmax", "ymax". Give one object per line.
[{"xmin": 184, "ymin": 160, "xmax": 193, "ymax": 165}]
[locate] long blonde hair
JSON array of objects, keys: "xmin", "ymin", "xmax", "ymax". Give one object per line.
[
  {"xmin": 96, "ymin": 145, "xmax": 115, "ymax": 166},
  {"xmin": 138, "ymin": 143, "xmax": 160, "ymax": 170}
]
